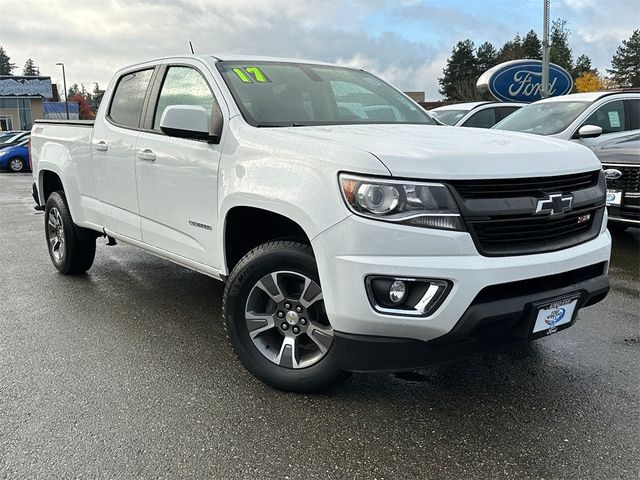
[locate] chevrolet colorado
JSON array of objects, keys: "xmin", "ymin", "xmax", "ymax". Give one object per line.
[{"xmin": 31, "ymin": 55, "xmax": 611, "ymax": 391}]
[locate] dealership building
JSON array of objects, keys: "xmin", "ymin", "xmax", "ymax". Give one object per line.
[{"xmin": 0, "ymin": 76, "xmax": 53, "ymax": 131}]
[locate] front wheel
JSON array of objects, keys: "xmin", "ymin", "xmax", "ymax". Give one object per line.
[
  {"xmin": 44, "ymin": 191, "xmax": 96, "ymax": 274},
  {"xmin": 8, "ymin": 157, "xmax": 25, "ymax": 172},
  {"xmin": 222, "ymin": 241, "xmax": 349, "ymax": 392}
]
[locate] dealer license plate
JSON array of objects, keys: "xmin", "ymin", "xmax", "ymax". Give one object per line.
[
  {"xmin": 606, "ymin": 189, "xmax": 622, "ymax": 206},
  {"xmin": 532, "ymin": 297, "xmax": 579, "ymax": 335}
]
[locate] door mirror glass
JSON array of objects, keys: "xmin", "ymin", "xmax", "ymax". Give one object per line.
[
  {"xmin": 160, "ymin": 105, "xmax": 216, "ymax": 140},
  {"xmin": 576, "ymin": 124, "xmax": 603, "ymax": 139}
]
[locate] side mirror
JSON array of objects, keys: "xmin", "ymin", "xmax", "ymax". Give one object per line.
[
  {"xmin": 160, "ymin": 105, "xmax": 221, "ymax": 142},
  {"xmin": 575, "ymin": 124, "xmax": 603, "ymax": 139}
]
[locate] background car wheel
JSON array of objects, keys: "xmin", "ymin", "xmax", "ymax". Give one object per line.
[
  {"xmin": 8, "ymin": 157, "xmax": 24, "ymax": 172},
  {"xmin": 223, "ymin": 240, "xmax": 349, "ymax": 392},
  {"xmin": 44, "ymin": 191, "xmax": 96, "ymax": 274}
]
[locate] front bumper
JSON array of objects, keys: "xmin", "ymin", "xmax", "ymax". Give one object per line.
[
  {"xmin": 607, "ymin": 204, "xmax": 640, "ymax": 225},
  {"xmin": 312, "ymin": 215, "xmax": 611, "ymax": 364},
  {"xmin": 333, "ymin": 265, "xmax": 609, "ymax": 372}
]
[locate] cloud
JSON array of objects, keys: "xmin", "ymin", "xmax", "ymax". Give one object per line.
[{"xmin": 0, "ymin": 0, "xmax": 637, "ymax": 100}]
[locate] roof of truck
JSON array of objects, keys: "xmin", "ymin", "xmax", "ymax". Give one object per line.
[{"xmin": 207, "ymin": 54, "xmax": 338, "ymax": 66}]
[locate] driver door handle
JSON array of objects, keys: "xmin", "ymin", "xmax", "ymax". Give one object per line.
[
  {"xmin": 137, "ymin": 149, "xmax": 156, "ymax": 162},
  {"xmin": 94, "ymin": 141, "xmax": 108, "ymax": 152}
]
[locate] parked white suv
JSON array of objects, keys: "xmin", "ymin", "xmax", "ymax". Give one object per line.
[
  {"xmin": 31, "ymin": 55, "xmax": 611, "ymax": 391},
  {"xmin": 494, "ymin": 91, "xmax": 640, "ymax": 229},
  {"xmin": 430, "ymin": 101, "xmax": 523, "ymax": 128}
]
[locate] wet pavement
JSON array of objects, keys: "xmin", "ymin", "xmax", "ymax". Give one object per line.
[{"xmin": 1, "ymin": 172, "xmax": 638, "ymax": 479}]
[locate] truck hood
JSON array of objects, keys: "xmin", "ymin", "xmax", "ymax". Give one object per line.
[{"xmin": 275, "ymin": 124, "xmax": 601, "ymax": 179}]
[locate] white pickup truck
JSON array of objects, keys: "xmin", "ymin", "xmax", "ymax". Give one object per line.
[{"xmin": 31, "ymin": 55, "xmax": 611, "ymax": 392}]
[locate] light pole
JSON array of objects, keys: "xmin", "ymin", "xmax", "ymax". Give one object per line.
[
  {"xmin": 56, "ymin": 62, "xmax": 69, "ymax": 119},
  {"xmin": 541, "ymin": 0, "xmax": 551, "ymax": 98}
]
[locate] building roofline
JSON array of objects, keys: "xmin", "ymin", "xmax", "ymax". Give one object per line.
[{"xmin": 0, "ymin": 75, "xmax": 52, "ymax": 80}]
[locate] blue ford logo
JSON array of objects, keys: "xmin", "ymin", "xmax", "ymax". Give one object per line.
[
  {"xmin": 604, "ymin": 169, "xmax": 623, "ymax": 180},
  {"xmin": 477, "ymin": 60, "xmax": 573, "ymax": 103}
]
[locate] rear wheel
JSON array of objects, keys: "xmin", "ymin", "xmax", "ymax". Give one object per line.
[
  {"xmin": 223, "ymin": 241, "xmax": 349, "ymax": 392},
  {"xmin": 44, "ymin": 191, "xmax": 96, "ymax": 274},
  {"xmin": 8, "ymin": 157, "xmax": 24, "ymax": 172}
]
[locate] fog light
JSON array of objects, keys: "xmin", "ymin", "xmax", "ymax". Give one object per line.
[
  {"xmin": 389, "ymin": 280, "xmax": 406, "ymax": 304},
  {"xmin": 365, "ymin": 276, "xmax": 452, "ymax": 317}
]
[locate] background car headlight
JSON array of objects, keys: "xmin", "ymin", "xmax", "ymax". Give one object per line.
[{"xmin": 339, "ymin": 173, "xmax": 464, "ymax": 231}]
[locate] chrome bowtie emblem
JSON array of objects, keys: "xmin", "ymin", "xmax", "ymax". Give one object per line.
[{"xmin": 535, "ymin": 193, "xmax": 573, "ymax": 216}]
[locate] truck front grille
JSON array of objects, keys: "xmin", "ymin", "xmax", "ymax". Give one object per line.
[
  {"xmin": 602, "ymin": 164, "xmax": 640, "ymax": 193},
  {"xmin": 451, "ymin": 171, "xmax": 600, "ymax": 198},
  {"xmin": 465, "ymin": 206, "xmax": 604, "ymax": 256},
  {"xmin": 448, "ymin": 171, "xmax": 605, "ymax": 256}
]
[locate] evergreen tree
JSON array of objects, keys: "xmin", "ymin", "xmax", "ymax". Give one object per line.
[
  {"xmin": 22, "ymin": 58, "xmax": 40, "ymax": 76},
  {"xmin": 522, "ymin": 30, "xmax": 542, "ymax": 59},
  {"xmin": 573, "ymin": 54, "xmax": 594, "ymax": 79},
  {"xmin": 550, "ymin": 19, "xmax": 573, "ymax": 72},
  {"xmin": 0, "ymin": 46, "xmax": 16, "ymax": 75},
  {"xmin": 438, "ymin": 39, "xmax": 480, "ymax": 101},
  {"xmin": 67, "ymin": 83, "xmax": 81, "ymax": 98},
  {"xmin": 607, "ymin": 29, "xmax": 640, "ymax": 87},
  {"xmin": 497, "ymin": 34, "xmax": 524, "ymax": 63},
  {"xmin": 476, "ymin": 42, "xmax": 498, "ymax": 73}
]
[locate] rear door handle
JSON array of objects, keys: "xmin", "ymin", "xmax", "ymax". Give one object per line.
[
  {"xmin": 94, "ymin": 141, "xmax": 108, "ymax": 152},
  {"xmin": 137, "ymin": 149, "xmax": 156, "ymax": 162}
]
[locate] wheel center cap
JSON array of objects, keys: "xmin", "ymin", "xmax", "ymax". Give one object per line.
[{"xmin": 285, "ymin": 311, "xmax": 299, "ymax": 325}]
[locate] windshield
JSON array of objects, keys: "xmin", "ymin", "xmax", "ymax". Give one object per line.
[
  {"xmin": 493, "ymin": 101, "xmax": 591, "ymax": 135},
  {"xmin": 431, "ymin": 109, "xmax": 469, "ymax": 125},
  {"xmin": 217, "ymin": 61, "xmax": 435, "ymax": 127},
  {"xmin": 0, "ymin": 132, "xmax": 17, "ymax": 144}
]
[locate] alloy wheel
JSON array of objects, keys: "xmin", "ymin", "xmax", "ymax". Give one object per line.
[
  {"xmin": 245, "ymin": 271, "xmax": 333, "ymax": 369},
  {"xmin": 47, "ymin": 207, "xmax": 65, "ymax": 261}
]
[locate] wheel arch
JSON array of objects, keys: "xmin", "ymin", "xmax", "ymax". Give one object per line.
[
  {"xmin": 39, "ymin": 169, "xmax": 65, "ymax": 204},
  {"xmin": 222, "ymin": 205, "xmax": 313, "ymax": 275}
]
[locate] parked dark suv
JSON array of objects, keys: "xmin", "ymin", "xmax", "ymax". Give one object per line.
[{"xmin": 594, "ymin": 133, "xmax": 640, "ymax": 232}]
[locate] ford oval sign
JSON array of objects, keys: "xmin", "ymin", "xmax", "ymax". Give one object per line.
[{"xmin": 477, "ymin": 59, "xmax": 573, "ymax": 103}]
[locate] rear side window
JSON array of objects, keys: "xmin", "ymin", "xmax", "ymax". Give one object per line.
[
  {"xmin": 495, "ymin": 106, "xmax": 520, "ymax": 122},
  {"xmin": 462, "ymin": 108, "xmax": 496, "ymax": 128},
  {"xmin": 109, "ymin": 69, "xmax": 154, "ymax": 128},
  {"xmin": 153, "ymin": 66, "xmax": 216, "ymax": 130},
  {"xmin": 583, "ymin": 100, "xmax": 625, "ymax": 134},
  {"xmin": 625, "ymin": 99, "xmax": 640, "ymax": 130}
]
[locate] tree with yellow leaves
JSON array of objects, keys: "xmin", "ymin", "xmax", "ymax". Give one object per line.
[{"xmin": 575, "ymin": 72, "xmax": 605, "ymax": 92}]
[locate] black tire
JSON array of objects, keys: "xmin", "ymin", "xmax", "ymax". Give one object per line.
[
  {"xmin": 8, "ymin": 157, "xmax": 24, "ymax": 172},
  {"xmin": 608, "ymin": 223, "xmax": 629, "ymax": 234},
  {"xmin": 44, "ymin": 191, "xmax": 96, "ymax": 274},
  {"xmin": 223, "ymin": 241, "xmax": 349, "ymax": 392}
]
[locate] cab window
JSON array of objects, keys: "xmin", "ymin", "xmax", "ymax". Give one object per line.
[
  {"xmin": 153, "ymin": 66, "xmax": 217, "ymax": 131},
  {"xmin": 582, "ymin": 100, "xmax": 625, "ymax": 134},
  {"xmin": 109, "ymin": 69, "xmax": 154, "ymax": 128},
  {"xmin": 462, "ymin": 108, "xmax": 496, "ymax": 128}
]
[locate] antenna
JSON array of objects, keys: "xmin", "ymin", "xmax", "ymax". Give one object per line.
[{"xmin": 189, "ymin": 41, "xmax": 195, "ymax": 54}]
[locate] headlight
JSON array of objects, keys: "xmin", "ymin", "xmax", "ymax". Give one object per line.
[{"xmin": 339, "ymin": 173, "xmax": 464, "ymax": 231}]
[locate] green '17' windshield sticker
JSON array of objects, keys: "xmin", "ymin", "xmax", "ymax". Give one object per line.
[{"xmin": 232, "ymin": 66, "xmax": 270, "ymax": 83}]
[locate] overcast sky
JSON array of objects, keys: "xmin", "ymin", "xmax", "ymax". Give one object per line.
[{"xmin": 1, "ymin": 0, "xmax": 638, "ymax": 99}]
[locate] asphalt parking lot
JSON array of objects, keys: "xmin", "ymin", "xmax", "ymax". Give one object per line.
[{"xmin": 0, "ymin": 172, "xmax": 638, "ymax": 479}]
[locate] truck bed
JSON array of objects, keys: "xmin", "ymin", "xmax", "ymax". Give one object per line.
[{"xmin": 34, "ymin": 119, "xmax": 95, "ymax": 127}]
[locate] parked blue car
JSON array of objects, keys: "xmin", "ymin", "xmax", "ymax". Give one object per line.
[{"xmin": 0, "ymin": 140, "xmax": 30, "ymax": 172}]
